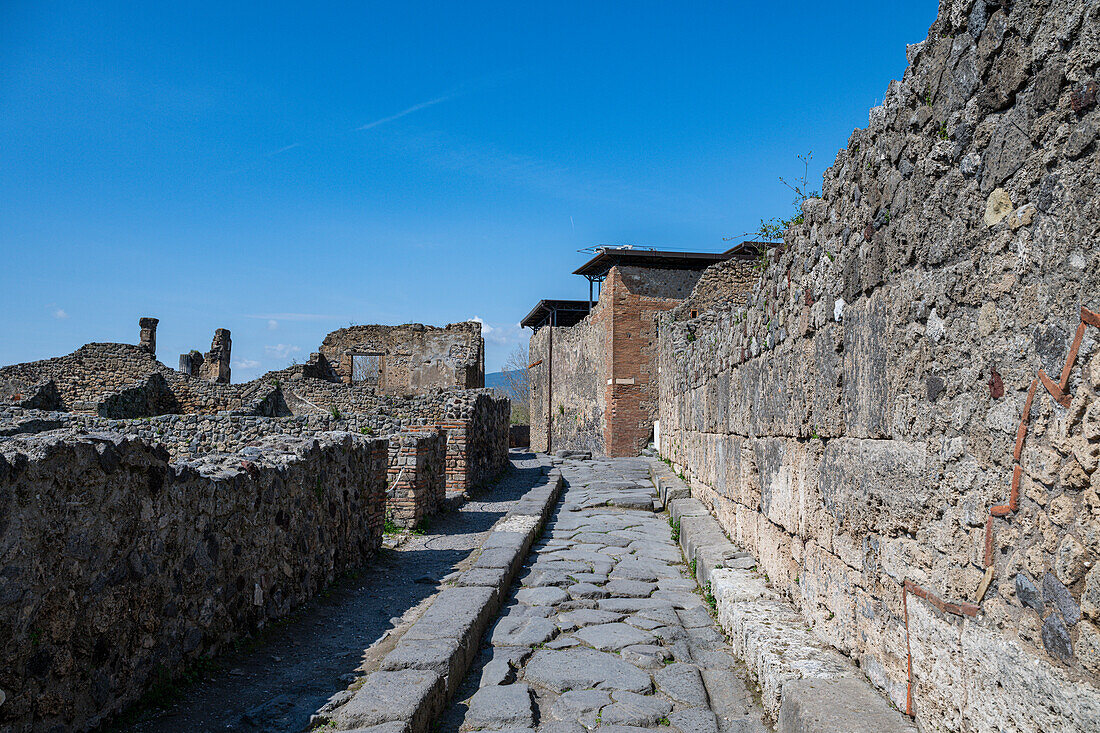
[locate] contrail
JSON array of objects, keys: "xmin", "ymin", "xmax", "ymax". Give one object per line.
[{"xmin": 357, "ymin": 94, "xmax": 455, "ymax": 131}]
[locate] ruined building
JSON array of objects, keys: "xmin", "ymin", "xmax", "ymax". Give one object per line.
[
  {"xmin": 524, "ymin": 244, "xmax": 769, "ymax": 456},
  {"xmin": 0, "ymin": 315, "xmax": 508, "ymax": 731}
]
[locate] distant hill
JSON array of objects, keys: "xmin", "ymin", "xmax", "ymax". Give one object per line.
[{"xmin": 485, "ymin": 371, "xmax": 507, "ymax": 391}]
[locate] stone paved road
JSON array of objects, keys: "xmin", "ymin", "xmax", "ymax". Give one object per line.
[
  {"xmin": 440, "ymin": 456, "xmax": 769, "ymax": 732},
  {"xmin": 120, "ymin": 452, "xmax": 547, "ymax": 733}
]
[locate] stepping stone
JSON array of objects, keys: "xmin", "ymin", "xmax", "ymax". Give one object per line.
[
  {"xmin": 603, "ymin": 579, "xmax": 657, "ymax": 598},
  {"xmin": 523, "ymin": 648, "xmax": 653, "ymax": 694},
  {"xmin": 548, "ymin": 689, "xmax": 611, "ymax": 727},
  {"xmin": 516, "ymin": 586, "xmax": 568, "ymax": 607},
  {"xmin": 465, "ymin": 683, "xmax": 534, "ymax": 729},
  {"xmin": 574, "ymin": 622, "xmax": 656, "ymax": 651},
  {"xmin": 599, "ymin": 691, "xmax": 673, "ymax": 726},
  {"xmin": 655, "ymin": 663, "xmax": 709, "ymax": 705}
]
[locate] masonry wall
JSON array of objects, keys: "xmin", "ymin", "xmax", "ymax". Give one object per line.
[
  {"xmin": 387, "ymin": 430, "xmax": 447, "ymax": 527},
  {"xmin": 319, "ymin": 322, "xmax": 484, "ymax": 393},
  {"xmin": 528, "ymin": 302, "xmax": 609, "ymax": 454},
  {"xmin": 658, "ymin": 1, "xmax": 1100, "ymax": 730},
  {"xmin": 0, "ymin": 430, "xmax": 388, "ymax": 732}
]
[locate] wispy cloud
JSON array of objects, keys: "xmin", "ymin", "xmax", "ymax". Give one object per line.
[
  {"xmin": 265, "ymin": 344, "xmax": 301, "ymax": 359},
  {"xmin": 234, "ymin": 358, "xmax": 261, "ymax": 369},
  {"xmin": 53, "ymin": 308, "xmax": 69, "ymax": 320},
  {"xmin": 357, "ymin": 93, "xmax": 456, "ymax": 131},
  {"xmin": 267, "ymin": 319, "xmax": 279, "ymax": 330},
  {"xmin": 266, "ymin": 142, "xmax": 301, "ymax": 157}
]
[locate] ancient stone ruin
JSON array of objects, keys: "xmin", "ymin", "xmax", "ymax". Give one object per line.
[{"xmin": 2, "ymin": 0, "xmax": 1100, "ymax": 731}]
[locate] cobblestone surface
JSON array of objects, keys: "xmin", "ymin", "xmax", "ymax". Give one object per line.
[{"xmin": 441, "ymin": 456, "xmax": 768, "ymax": 732}]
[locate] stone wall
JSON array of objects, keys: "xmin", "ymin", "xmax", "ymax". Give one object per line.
[
  {"xmin": 529, "ymin": 299, "xmax": 609, "ymax": 455},
  {"xmin": 657, "ymin": 1, "xmax": 1100, "ymax": 729},
  {"xmin": 319, "ymin": 322, "xmax": 484, "ymax": 392},
  {"xmin": 0, "ymin": 429, "xmax": 388, "ymax": 732},
  {"xmin": 437, "ymin": 390, "xmax": 511, "ymax": 493},
  {"xmin": 387, "ymin": 429, "xmax": 447, "ymax": 528}
]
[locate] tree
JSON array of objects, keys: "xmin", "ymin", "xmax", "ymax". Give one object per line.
[{"xmin": 501, "ymin": 343, "xmax": 530, "ymax": 425}]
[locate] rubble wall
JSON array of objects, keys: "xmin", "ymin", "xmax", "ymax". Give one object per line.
[
  {"xmin": 0, "ymin": 430, "xmax": 388, "ymax": 732},
  {"xmin": 319, "ymin": 321, "xmax": 484, "ymax": 392},
  {"xmin": 658, "ymin": 1, "xmax": 1100, "ymax": 730}
]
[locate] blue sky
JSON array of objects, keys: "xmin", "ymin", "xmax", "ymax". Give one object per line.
[{"xmin": 0, "ymin": 2, "xmax": 937, "ymax": 378}]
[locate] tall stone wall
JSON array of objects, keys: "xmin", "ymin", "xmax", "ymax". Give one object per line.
[
  {"xmin": 0, "ymin": 429, "xmax": 388, "ymax": 732},
  {"xmin": 528, "ymin": 302, "xmax": 609, "ymax": 455},
  {"xmin": 658, "ymin": 1, "xmax": 1100, "ymax": 730}
]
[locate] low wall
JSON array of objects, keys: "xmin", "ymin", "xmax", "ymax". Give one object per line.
[
  {"xmin": 0, "ymin": 429, "xmax": 388, "ymax": 732},
  {"xmin": 388, "ymin": 430, "xmax": 447, "ymax": 528},
  {"xmin": 437, "ymin": 391, "xmax": 510, "ymax": 493}
]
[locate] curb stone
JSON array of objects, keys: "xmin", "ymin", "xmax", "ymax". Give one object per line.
[
  {"xmin": 650, "ymin": 459, "xmax": 914, "ymax": 733},
  {"xmin": 326, "ymin": 465, "xmax": 564, "ymax": 733}
]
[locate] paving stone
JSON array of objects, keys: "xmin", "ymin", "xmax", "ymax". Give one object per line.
[
  {"xmin": 620, "ymin": 644, "xmax": 672, "ymax": 669},
  {"xmin": 515, "ymin": 586, "xmax": 568, "ymax": 607},
  {"xmin": 623, "ymin": 614, "xmax": 664, "ymax": 630},
  {"xmin": 668, "ymin": 708, "xmax": 719, "ymax": 733},
  {"xmin": 598, "ymin": 597, "xmax": 677, "ymax": 613},
  {"xmin": 574, "ymin": 622, "xmax": 657, "ymax": 651},
  {"xmin": 490, "ymin": 616, "xmax": 559, "ymax": 647},
  {"xmin": 557, "ymin": 609, "xmax": 625, "ymax": 630},
  {"xmin": 599, "ymin": 691, "xmax": 673, "ymax": 726},
  {"xmin": 655, "ymin": 662, "xmax": 709, "ymax": 705},
  {"xmin": 548, "ymin": 689, "xmax": 612, "ymax": 727},
  {"xmin": 567, "ymin": 582, "xmax": 608, "ymax": 599},
  {"xmin": 465, "ymin": 683, "xmax": 534, "ymax": 729},
  {"xmin": 523, "ymin": 648, "xmax": 653, "ymax": 693},
  {"xmin": 603, "ymin": 579, "xmax": 658, "ymax": 597}
]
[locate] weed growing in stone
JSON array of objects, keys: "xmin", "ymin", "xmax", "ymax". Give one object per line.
[{"xmin": 669, "ymin": 516, "xmax": 681, "ymax": 542}]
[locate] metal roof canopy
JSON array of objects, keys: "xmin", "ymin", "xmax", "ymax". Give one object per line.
[
  {"xmin": 572, "ymin": 248, "xmax": 734, "ymax": 279},
  {"xmin": 520, "ymin": 299, "xmax": 592, "ymax": 330}
]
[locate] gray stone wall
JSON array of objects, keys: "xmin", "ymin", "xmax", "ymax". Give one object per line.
[
  {"xmin": 0, "ymin": 429, "xmax": 388, "ymax": 732},
  {"xmin": 658, "ymin": 1, "xmax": 1100, "ymax": 729},
  {"xmin": 529, "ymin": 304, "xmax": 608, "ymax": 455}
]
